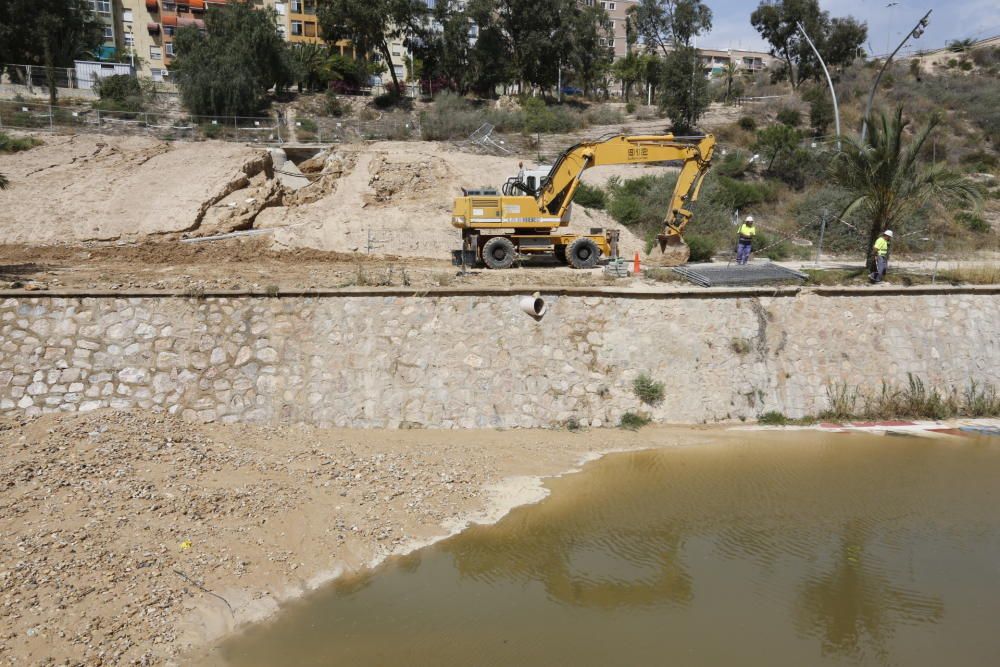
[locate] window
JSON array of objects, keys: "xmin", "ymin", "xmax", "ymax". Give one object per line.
[
  {"xmin": 275, "ymin": 2, "xmax": 285, "ymax": 14},
  {"xmin": 598, "ymin": 38, "xmax": 606, "ymax": 46},
  {"xmin": 304, "ymin": 22, "xmax": 316, "ymax": 37},
  {"xmin": 149, "ymin": 46, "xmax": 162, "ymax": 60},
  {"xmin": 165, "ymin": 42, "xmax": 175, "ymax": 56},
  {"xmin": 151, "ymin": 68, "xmax": 164, "ymax": 82},
  {"xmin": 392, "ymin": 50, "xmax": 401, "ymax": 57},
  {"xmin": 162, "ymin": 1, "xmax": 176, "ymax": 9},
  {"xmin": 164, "ymin": 26, "xmax": 175, "ymax": 36},
  {"xmin": 600, "ymin": 1, "xmax": 615, "ymax": 8},
  {"xmin": 291, "ymin": 0, "xmax": 302, "ymax": 11},
  {"xmin": 92, "ymin": 0, "xmax": 112, "ymax": 14},
  {"xmin": 124, "ymin": 33, "xmax": 134, "ymax": 46},
  {"xmin": 124, "ymin": 9, "xmax": 134, "ymax": 22},
  {"xmin": 303, "ymin": 0, "xmax": 317, "ymax": 14},
  {"xmin": 103, "ymin": 27, "xmax": 114, "ymax": 41},
  {"xmin": 291, "ymin": 20, "xmax": 303, "ymax": 35}
]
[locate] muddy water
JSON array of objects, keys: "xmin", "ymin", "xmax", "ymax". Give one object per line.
[{"xmin": 215, "ymin": 433, "xmax": 1000, "ymax": 666}]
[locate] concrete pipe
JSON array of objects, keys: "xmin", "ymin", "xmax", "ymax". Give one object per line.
[{"xmin": 519, "ymin": 292, "xmax": 547, "ymax": 319}]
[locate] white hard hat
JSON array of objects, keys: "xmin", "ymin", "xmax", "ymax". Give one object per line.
[
  {"xmin": 883, "ymin": 230, "xmax": 893, "ymax": 237},
  {"xmin": 745, "ymin": 215, "xmax": 754, "ymax": 222}
]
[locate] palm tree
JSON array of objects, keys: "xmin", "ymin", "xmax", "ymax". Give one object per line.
[
  {"xmin": 831, "ymin": 108, "xmax": 981, "ymax": 266},
  {"xmin": 723, "ymin": 60, "xmax": 739, "ymax": 105},
  {"xmin": 287, "ymin": 43, "xmax": 329, "ymax": 93}
]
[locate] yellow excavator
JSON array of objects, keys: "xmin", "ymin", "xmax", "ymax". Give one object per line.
[{"xmin": 451, "ymin": 133, "xmax": 716, "ymax": 268}]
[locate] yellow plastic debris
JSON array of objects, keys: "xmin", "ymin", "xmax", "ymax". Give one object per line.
[{"xmin": 179, "ymin": 540, "xmax": 193, "ymax": 551}]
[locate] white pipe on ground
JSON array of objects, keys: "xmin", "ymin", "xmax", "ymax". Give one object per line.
[{"xmin": 519, "ymin": 292, "xmax": 547, "ymax": 319}]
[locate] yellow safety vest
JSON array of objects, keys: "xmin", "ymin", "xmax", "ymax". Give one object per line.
[
  {"xmin": 738, "ymin": 224, "xmax": 756, "ymax": 240},
  {"xmin": 873, "ymin": 237, "xmax": 889, "ymax": 256}
]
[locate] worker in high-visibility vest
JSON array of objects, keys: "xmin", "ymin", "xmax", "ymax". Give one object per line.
[
  {"xmin": 869, "ymin": 229, "xmax": 893, "ymax": 283},
  {"xmin": 736, "ymin": 216, "xmax": 756, "ymax": 265}
]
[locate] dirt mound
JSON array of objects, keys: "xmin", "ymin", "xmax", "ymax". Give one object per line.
[{"xmin": 0, "ymin": 133, "xmax": 266, "ymax": 243}]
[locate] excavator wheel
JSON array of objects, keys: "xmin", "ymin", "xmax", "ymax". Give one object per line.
[
  {"xmin": 566, "ymin": 238, "xmax": 600, "ymax": 269},
  {"xmin": 482, "ymin": 237, "xmax": 516, "ymax": 269},
  {"xmin": 647, "ymin": 234, "xmax": 691, "ymax": 267}
]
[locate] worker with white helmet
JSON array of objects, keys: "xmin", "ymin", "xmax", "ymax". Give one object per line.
[
  {"xmin": 736, "ymin": 215, "xmax": 756, "ymax": 265},
  {"xmin": 870, "ymin": 229, "xmax": 894, "ymax": 283}
]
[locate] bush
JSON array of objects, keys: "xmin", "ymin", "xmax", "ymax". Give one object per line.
[
  {"xmin": 956, "ymin": 211, "xmax": 990, "ymax": 233},
  {"xmin": 685, "ymin": 234, "xmax": 715, "ymax": 262},
  {"xmin": 574, "ymin": 182, "xmax": 606, "ymax": 209},
  {"xmin": 374, "ymin": 92, "xmax": 399, "ymax": 109},
  {"xmin": 738, "ymin": 116, "xmax": 757, "ymax": 131},
  {"xmin": 297, "ymin": 117, "xmax": 318, "ymax": 133},
  {"xmin": 325, "ymin": 91, "xmax": 346, "ymax": 117},
  {"xmin": 0, "ymin": 132, "xmax": 42, "ymax": 153},
  {"xmin": 585, "ymin": 105, "xmax": 624, "ymax": 125},
  {"xmin": 619, "ymin": 411, "xmax": 652, "ymax": 430},
  {"xmin": 607, "ymin": 173, "xmax": 677, "ymax": 232},
  {"xmin": 709, "ymin": 176, "xmax": 778, "ymax": 210},
  {"xmin": 715, "ymin": 150, "xmax": 750, "ymax": 178},
  {"xmin": 776, "ymin": 108, "xmax": 801, "ymax": 127},
  {"xmin": 758, "ymin": 410, "xmax": 788, "ymax": 425},
  {"xmin": 753, "ymin": 231, "xmax": 789, "ymax": 260},
  {"xmin": 959, "ymin": 59, "xmax": 974, "ymax": 72},
  {"xmin": 632, "ymin": 373, "xmax": 665, "ymax": 406},
  {"xmin": 522, "ymin": 97, "xmax": 583, "ymax": 134},
  {"xmin": 625, "ymin": 101, "xmax": 636, "ymax": 114}
]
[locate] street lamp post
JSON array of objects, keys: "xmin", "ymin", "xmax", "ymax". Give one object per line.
[
  {"xmin": 861, "ymin": 10, "xmax": 931, "ymax": 143},
  {"xmin": 796, "ymin": 21, "xmax": 841, "ymax": 150}
]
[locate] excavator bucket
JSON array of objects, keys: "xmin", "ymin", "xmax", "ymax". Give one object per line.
[{"xmin": 648, "ymin": 233, "xmax": 691, "ymax": 267}]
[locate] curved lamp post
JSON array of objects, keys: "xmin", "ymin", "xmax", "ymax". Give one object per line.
[
  {"xmin": 796, "ymin": 21, "xmax": 841, "ymax": 150},
  {"xmin": 861, "ymin": 10, "xmax": 932, "ymax": 143}
]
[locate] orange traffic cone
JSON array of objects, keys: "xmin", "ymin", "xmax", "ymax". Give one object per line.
[{"xmin": 633, "ymin": 251, "xmax": 641, "ymax": 275}]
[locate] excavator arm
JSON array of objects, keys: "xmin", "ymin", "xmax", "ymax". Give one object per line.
[{"xmin": 538, "ymin": 134, "xmax": 716, "ymax": 251}]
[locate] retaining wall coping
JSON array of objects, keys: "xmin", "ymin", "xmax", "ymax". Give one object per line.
[{"xmin": 0, "ymin": 284, "xmax": 995, "ymax": 300}]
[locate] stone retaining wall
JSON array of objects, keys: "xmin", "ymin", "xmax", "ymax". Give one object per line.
[{"xmin": 0, "ymin": 288, "xmax": 996, "ymax": 426}]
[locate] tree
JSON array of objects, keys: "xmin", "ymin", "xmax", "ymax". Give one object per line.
[
  {"xmin": 660, "ymin": 45, "xmax": 708, "ymax": 133},
  {"xmin": 723, "ymin": 60, "xmax": 739, "ymax": 104},
  {"xmin": 172, "ymin": 3, "xmax": 288, "ymax": 116},
  {"xmin": 751, "ymin": 0, "xmax": 865, "ymax": 89},
  {"xmin": 0, "ymin": 0, "xmax": 103, "ymax": 105},
  {"xmin": 613, "ymin": 53, "xmax": 644, "ymax": 103},
  {"xmin": 754, "ymin": 123, "xmax": 801, "ymax": 170},
  {"xmin": 286, "ymin": 43, "xmax": 328, "ymax": 93},
  {"xmin": 317, "ymin": 0, "xmax": 427, "ymax": 94},
  {"xmin": 830, "ymin": 108, "xmax": 982, "ymax": 266},
  {"xmin": 802, "ymin": 85, "xmax": 832, "ymax": 136},
  {"xmin": 569, "ymin": 4, "xmax": 613, "ymax": 98},
  {"xmin": 628, "ymin": 0, "xmax": 712, "ymax": 56}
]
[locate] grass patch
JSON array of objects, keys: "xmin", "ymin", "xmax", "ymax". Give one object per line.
[
  {"xmin": 0, "ymin": 132, "xmax": 42, "ymax": 153},
  {"xmin": 619, "ymin": 411, "xmax": 652, "ymax": 430},
  {"xmin": 632, "ymin": 373, "xmax": 665, "ymax": 406},
  {"xmin": 758, "ymin": 410, "xmax": 788, "ymax": 425},
  {"xmin": 821, "ymin": 375, "xmax": 1000, "ymax": 421},
  {"xmin": 937, "ymin": 265, "xmax": 1000, "ymax": 284}
]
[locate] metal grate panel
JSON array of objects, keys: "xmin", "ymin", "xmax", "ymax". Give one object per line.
[{"xmin": 672, "ymin": 261, "xmax": 808, "ymax": 287}]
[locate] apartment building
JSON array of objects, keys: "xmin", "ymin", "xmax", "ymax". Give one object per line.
[
  {"xmin": 698, "ymin": 48, "xmax": 777, "ymax": 76},
  {"xmin": 90, "ymin": 0, "xmax": 121, "ymax": 60},
  {"xmin": 579, "ymin": 0, "xmax": 636, "ymax": 60}
]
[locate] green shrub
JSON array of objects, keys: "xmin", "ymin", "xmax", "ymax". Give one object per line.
[
  {"xmin": 709, "ymin": 176, "xmax": 778, "ymax": 210},
  {"xmin": 619, "ymin": 411, "xmax": 652, "ymax": 430},
  {"xmin": 298, "ymin": 117, "xmax": 318, "ymax": 133},
  {"xmin": 586, "ymin": 105, "xmax": 624, "ymax": 125},
  {"xmin": 956, "ymin": 211, "xmax": 990, "ymax": 233},
  {"xmin": 522, "ymin": 97, "xmax": 582, "ymax": 134},
  {"xmin": 325, "ymin": 91, "xmax": 346, "ymax": 117},
  {"xmin": 715, "ymin": 150, "xmax": 750, "ymax": 178},
  {"xmin": 632, "ymin": 373, "xmax": 665, "ymax": 406},
  {"xmin": 959, "ymin": 59, "xmax": 974, "ymax": 71},
  {"xmin": 625, "ymin": 101, "xmax": 636, "ymax": 114},
  {"xmin": 776, "ymin": 108, "xmax": 801, "ymax": 127},
  {"xmin": 574, "ymin": 182, "xmax": 606, "ymax": 209},
  {"xmin": 738, "ymin": 116, "xmax": 757, "ymax": 131},
  {"xmin": 374, "ymin": 92, "xmax": 399, "ymax": 109},
  {"xmin": 753, "ymin": 231, "xmax": 789, "ymax": 260},
  {"xmin": 0, "ymin": 132, "xmax": 42, "ymax": 153},
  {"xmin": 758, "ymin": 410, "xmax": 788, "ymax": 425},
  {"xmin": 685, "ymin": 234, "xmax": 715, "ymax": 262},
  {"xmin": 200, "ymin": 122, "xmax": 222, "ymax": 139}
]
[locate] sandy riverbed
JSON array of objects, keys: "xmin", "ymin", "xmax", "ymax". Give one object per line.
[{"xmin": 0, "ymin": 410, "xmax": 723, "ymax": 665}]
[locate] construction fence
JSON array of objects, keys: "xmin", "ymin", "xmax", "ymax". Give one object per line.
[{"xmin": 0, "ymin": 99, "xmax": 420, "ymax": 144}]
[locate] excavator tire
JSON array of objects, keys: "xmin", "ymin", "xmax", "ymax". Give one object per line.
[
  {"xmin": 482, "ymin": 237, "xmax": 516, "ymax": 269},
  {"xmin": 566, "ymin": 238, "xmax": 600, "ymax": 269}
]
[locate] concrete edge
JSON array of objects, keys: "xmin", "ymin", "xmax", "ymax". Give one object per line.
[{"xmin": 0, "ymin": 284, "xmax": 995, "ymax": 299}]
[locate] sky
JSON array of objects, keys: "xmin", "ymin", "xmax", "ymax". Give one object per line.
[{"xmin": 700, "ymin": 0, "xmax": 1000, "ymax": 55}]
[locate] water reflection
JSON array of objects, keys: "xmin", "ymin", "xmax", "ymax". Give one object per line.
[
  {"xmin": 794, "ymin": 518, "xmax": 944, "ymax": 661},
  {"xmin": 214, "ymin": 434, "xmax": 1000, "ymax": 667}
]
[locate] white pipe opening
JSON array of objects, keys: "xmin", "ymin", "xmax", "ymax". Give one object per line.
[{"xmin": 519, "ymin": 292, "xmax": 547, "ymax": 318}]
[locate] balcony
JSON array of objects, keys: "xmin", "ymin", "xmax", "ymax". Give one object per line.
[{"xmin": 145, "ymin": 0, "xmax": 158, "ymax": 11}]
